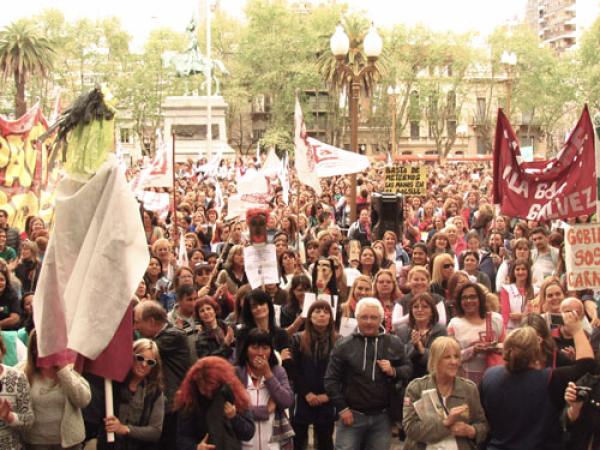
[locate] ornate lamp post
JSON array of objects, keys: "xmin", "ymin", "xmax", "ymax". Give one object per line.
[
  {"xmin": 501, "ymin": 50, "xmax": 517, "ymax": 118},
  {"xmin": 330, "ymin": 23, "xmax": 382, "ymax": 223},
  {"xmin": 387, "ymin": 85, "xmax": 401, "ymax": 155}
]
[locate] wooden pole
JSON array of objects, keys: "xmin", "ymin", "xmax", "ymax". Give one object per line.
[
  {"xmin": 171, "ymin": 133, "xmax": 178, "ymax": 236},
  {"xmin": 105, "ymin": 378, "xmax": 115, "ymax": 442}
]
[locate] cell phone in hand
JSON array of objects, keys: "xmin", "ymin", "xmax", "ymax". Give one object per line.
[{"xmin": 220, "ymin": 384, "xmax": 234, "ymax": 404}]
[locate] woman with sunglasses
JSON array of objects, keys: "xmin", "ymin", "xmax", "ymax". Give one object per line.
[
  {"xmin": 21, "ymin": 330, "xmax": 91, "ymax": 449},
  {"xmin": 430, "ymin": 253, "xmax": 456, "ymax": 302},
  {"xmin": 87, "ymin": 339, "xmax": 165, "ymax": 450}
]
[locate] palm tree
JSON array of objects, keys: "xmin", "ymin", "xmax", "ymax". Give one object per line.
[{"xmin": 0, "ymin": 19, "xmax": 55, "ymax": 118}]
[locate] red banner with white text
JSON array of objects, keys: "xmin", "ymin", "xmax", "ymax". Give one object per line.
[{"xmin": 493, "ymin": 106, "xmax": 596, "ymax": 221}]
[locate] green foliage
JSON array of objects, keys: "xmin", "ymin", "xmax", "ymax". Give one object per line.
[
  {"xmin": 0, "ymin": 18, "xmax": 55, "ymax": 117},
  {"xmin": 259, "ymin": 126, "xmax": 293, "ymax": 158}
]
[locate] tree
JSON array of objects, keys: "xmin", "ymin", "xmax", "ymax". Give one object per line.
[
  {"xmin": 0, "ymin": 19, "xmax": 55, "ymax": 117},
  {"xmin": 484, "ymin": 25, "xmax": 576, "ymax": 155},
  {"xmin": 579, "ymin": 16, "xmax": 600, "ymax": 112},
  {"xmin": 419, "ymin": 32, "xmax": 476, "ymax": 158}
]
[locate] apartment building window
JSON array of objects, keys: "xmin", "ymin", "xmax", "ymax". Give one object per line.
[
  {"xmin": 410, "ymin": 121, "xmax": 420, "ymax": 139},
  {"xmin": 447, "ymin": 120, "xmax": 457, "ymax": 140},
  {"xmin": 120, "ymin": 128, "xmax": 132, "ymax": 144},
  {"xmin": 476, "ymin": 97, "xmax": 486, "ymax": 122}
]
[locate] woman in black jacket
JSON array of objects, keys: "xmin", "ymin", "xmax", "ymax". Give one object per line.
[
  {"xmin": 396, "ymin": 292, "xmax": 448, "ymax": 381},
  {"xmin": 92, "ymin": 338, "xmax": 165, "ymax": 450},
  {"xmin": 235, "ymin": 288, "xmax": 289, "ymax": 354},
  {"xmin": 194, "ymin": 296, "xmax": 234, "ymax": 359},
  {"xmin": 283, "ymin": 300, "xmax": 338, "ymax": 450},
  {"xmin": 280, "ymin": 274, "xmax": 311, "ymax": 335},
  {"xmin": 176, "ymin": 356, "xmax": 254, "ymax": 450}
]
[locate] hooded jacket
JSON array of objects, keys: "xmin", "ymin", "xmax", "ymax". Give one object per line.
[{"xmin": 324, "ymin": 325, "xmax": 412, "ymax": 415}]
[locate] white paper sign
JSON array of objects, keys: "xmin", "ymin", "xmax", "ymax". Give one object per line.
[
  {"xmin": 339, "ymin": 317, "xmax": 357, "ymax": 337},
  {"xmin": 243, "ymin": 244, "xmax": 279, "ymax": 288},
  {"xmin": 565, "ymin": 224, "xmax": 600, "ymax": 290},
  {"xmin": 302, "ymin": 293, "xmax": 338, "ymax": 320},
  {"xmin": 273, "ymin": 304, "xmax": 282, "ymax": 327}
]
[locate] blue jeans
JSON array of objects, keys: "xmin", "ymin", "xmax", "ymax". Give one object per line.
[{"xmin": 334, "ymin": 410, "xmax": 391, "ymax": 450}]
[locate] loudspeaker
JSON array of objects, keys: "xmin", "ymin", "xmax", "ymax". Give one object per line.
[{"xmin": 371, "ymin": 192, "xmax": 403, "ymax": 240}]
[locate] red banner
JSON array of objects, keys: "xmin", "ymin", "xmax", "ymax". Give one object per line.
[{"xmin": 493, "ymin": 106, "xmax": 596, "ymax": 221}]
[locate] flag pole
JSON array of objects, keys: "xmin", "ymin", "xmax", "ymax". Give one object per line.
[
  {"xmin": 171, "ymin": 133, "xmax": 178, "ymax": 238},
  {"xmin": 105, "ymin": 378, "xmax": 115, "ymax": 442},
  {"xmin": 593, "ymin": 109, "xmax": 600, "ymax": 221}
]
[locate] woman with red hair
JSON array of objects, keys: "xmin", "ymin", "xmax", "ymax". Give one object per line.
[{"xmin": 175, "ymin": 356, "xmax": 255, "ymax": 450}]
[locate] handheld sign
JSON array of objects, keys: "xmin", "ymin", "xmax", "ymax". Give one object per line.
[{"xmin": 384, "ymin": 166, "xmax": 427, "ymax": 196}]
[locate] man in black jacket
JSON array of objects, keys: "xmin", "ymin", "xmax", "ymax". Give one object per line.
[
  {"xmin": 134, "ymin": 301, "xmax": 191, "ymax": 450},
  {"xmin": 325, "ymin": 297, "xmax": 412, "ymax": 450}
]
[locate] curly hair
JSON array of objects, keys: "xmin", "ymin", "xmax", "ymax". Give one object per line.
[{"xmin": 175, "ymin": 356, "xmax": 250, "ymax": 413}]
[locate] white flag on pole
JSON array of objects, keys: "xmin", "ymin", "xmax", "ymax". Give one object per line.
[
  {"xmin": 130, "ymin": 129, "xmax": 173, "ymax": 190},
  {"xmin": 279, "ymin": 152, "xmax": 289, "ymax": 205},
  {"xmin": 294, "ymin": 96, "xmax": 322, "ymax": 195},
  {"xmin": 177, "ymin": 230, "xmax": 189, "ymax": 268}
]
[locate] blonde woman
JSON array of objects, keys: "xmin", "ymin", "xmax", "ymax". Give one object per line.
[
  {"xmin": 392, "ymin": 266, "xmax": 448, "ymax": 331},
  {"xmin": 403, "ymin": 337, "xmax": 488, "ymax": 450},
  {"xmin": 430, "ymin": 253, "xmax": 455, "ymax": 301},
  {"xmin": 216, "ymin": 244, "xmax": 248, "ymax": 296},
  {"xmin": 372, "ymin": 269, "xmax": 403, "ymax": 333},
  {"xmin": 341, "ymin": 275, "xmax": 373, "ymax": 319},
  {"xmin": 151, "ymin": 238, "xmax": 175, "ymax": 279},
  {"xmin": 96, "ymin": 338, "xmax": 165, "ymax": 450}
]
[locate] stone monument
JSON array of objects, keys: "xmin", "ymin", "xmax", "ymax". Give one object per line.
[{"xmin": 162, "ymin": 18, "xmax": 233, "ymax": 161}]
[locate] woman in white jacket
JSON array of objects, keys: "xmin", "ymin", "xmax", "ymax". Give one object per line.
[{"xmin": 21, "ymin": 330, "xmax": 92, "ymax": 449}]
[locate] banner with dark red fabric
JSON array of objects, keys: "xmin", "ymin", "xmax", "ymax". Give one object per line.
[{"xmin": 493, "ymin": 105, "xmax": 596, "ymax": 221}]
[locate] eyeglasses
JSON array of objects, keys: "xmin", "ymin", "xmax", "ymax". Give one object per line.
[
  {"xmin": 134, "ymin": 354, "xmax": 157, "ymax": 367},
  {"xmin": 443, "ymin": 263, "xmax": 454, "ymax": 269},
  {"xmin": 461, "ymin": 294, "xmax": 479, "ymax": 302}
]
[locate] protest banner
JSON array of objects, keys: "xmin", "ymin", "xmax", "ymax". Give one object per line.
[
  {"xmin": 0, "ymin": 104, "xmax": 51, "ymax": 229},
  {"xmin": 564, "ymin": 223, "xmax": 600, "ymax": 290},
  {"xmin": 306, "ymin": 137, "xmax": 370, "ymax": 177},
  {"xmin": 384, "ymin": 165, "xmax": 427, "ymax": 195},
  {"xmin": 493, "ymin": 105, "xmax": 596, "ymax": 221}
]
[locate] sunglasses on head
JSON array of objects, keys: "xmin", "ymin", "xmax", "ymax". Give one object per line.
[{"xmin": 134, "ymin": 354, "xmax": 157, "ymax": 367}]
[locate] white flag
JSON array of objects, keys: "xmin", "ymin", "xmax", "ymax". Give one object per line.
[
  {"xmin": 294, "ymin": 96, "xmax": 322, "ymax": 195},
  {"xmin": 130, "ymin": 129, "xmax": 173, "ymax": 190},
  {"xmin": 279, "ymin": 152, "xmax": 289, "ymax": 205},
  {"xmin": 177, "ymin": 230, "xmax": 189, "ymax": 268},
  {"xmin": 214, "ymin": 180, "xmax": 224, "ymax": 214}
]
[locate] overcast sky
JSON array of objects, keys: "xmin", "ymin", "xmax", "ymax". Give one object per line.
[{"xmin": 2, "ymin": 0, "xmax": 528, "ymax": 51}]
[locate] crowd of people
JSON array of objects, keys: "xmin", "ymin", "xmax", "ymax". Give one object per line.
[{"xmin": 0, "ymin": 154, "xmax": 599, "ymax": 449}]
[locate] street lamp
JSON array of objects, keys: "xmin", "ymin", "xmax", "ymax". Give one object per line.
[
  {"xmin": 330, "ymin": 22, "xmax": 382, "ymax": 223},
  {"xmin": 387, "ymin": 85, "xmax": 401, "ymax": 155},
  {"xmin": 501, "ymin": 50, "xmax": 517, "ymax": 118}
]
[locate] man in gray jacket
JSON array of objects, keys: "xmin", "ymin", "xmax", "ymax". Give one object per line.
[{"xmin": 325, "ymin": 297, "xmax": 412, "ymax": 450}]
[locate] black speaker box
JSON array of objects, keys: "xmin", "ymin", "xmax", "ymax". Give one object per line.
[{"xmin": 371, "ymin": 192, "xmax": 404, "ymax": 240}]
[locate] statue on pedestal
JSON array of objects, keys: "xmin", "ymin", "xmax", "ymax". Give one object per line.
[{"xmin": 162, "ymin": 18, "xmax": 229, "ymax": 95}]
